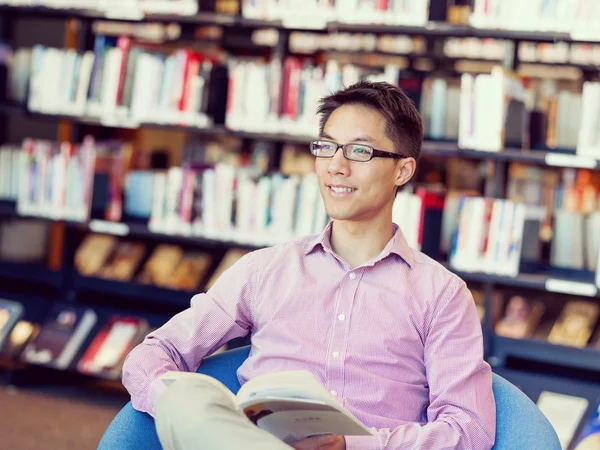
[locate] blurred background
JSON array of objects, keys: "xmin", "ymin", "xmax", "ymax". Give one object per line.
[{"xmin": 0, "ymin": 0, "xmax": 599, "ymax": 449}]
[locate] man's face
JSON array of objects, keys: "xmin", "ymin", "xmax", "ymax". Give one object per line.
[{"xmin": 315, "ymin": 104, "xmax": 404, "ymax": 223}]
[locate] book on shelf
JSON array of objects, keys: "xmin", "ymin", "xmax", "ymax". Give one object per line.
[
  {"xmin": 548, "ymin": 169, "xmax": 600, "ymax": 272},
  {"xmin": 0, "ymin": 320, "xmax": 40, "ymax": 361},
  {"xmin": 536, "ymin": 391, "xmax": 589, "ymax": 450},
  {"xmin": 392, "ymin": 187, "xmax": 445, "ymax": 261},
  {"xmin": 96, "ymin": 241, "xmax": 147, "ymax": 282},
  {"xmin": 137, "ymin": 244, "xmax": 184, "ymax": 287},
  {"xmin": 420, "ymin": 76, "xmax": 461, "ymax": 142},
  {"xmin": 77, "ymin": 315, "xmax": 149, "ymax": 380},
  {"xmin": 0, "ymin": 219, "xmax": 50, "ymax": 264},
  {"xmin": 547, "ymin": 300, "xmax": 599, "ymax": 348},
  {"xmin": 241, "ymin": 0, "xmax": 429, "ymax": 27},
  {"xmin": 458, "ymin": 66, "xmax": 527, "ymax": 152},
  {"xmin": 0, "ymin": 145, "xmax": 23, "ymax": 202},
  {"xmin": 289, "ymin": 31, "xmax": 425, "ymax": 56},
  {"xmin": 75, "ymin": 234, "xmax": 120, "ymax": 277},
  {"xmin": 21, "ymin": 304, "xmax": 97, "ymax": 369},
  {"xmin": 225, "ymin": 56, "xmax": 399, "ymax": 137},
  {"xmin": 449, "ymin": 196, "xmax": 535, "ymax": 277},
  {"xmin": 577, "ymin": 82, "xmax": 600, "ymax": 158},
  {"xmin": 0, "ymin": 0, "xmax": 200, "ymax": 16},
  {"xmin": 17, "ymin": 40, "xmax": 228, "ymax": 128},
  {"xmin": 159, "ymin": 369, "xmax": 372, "ymax": 444},
  {"xmin": 147, "ymin": 153, "xmax": 330, "ymax": 246},
  {"xmin": 0, "ymin": 298, "xmax": 24, "ymax": 351},
  {"xmin": 469, "ymin": 0, "xmax": 600, "ymax": 40},
  {"xmin": 572, "ymin": 397, "xmax": 600, "ymax": 450},
  {"xmin": 495, "ymin": 295, "xmax": 545, "ymax": 340},
  {"xmin": 16, "ymin": 137, "xmax": 96, "ymax": 223}
]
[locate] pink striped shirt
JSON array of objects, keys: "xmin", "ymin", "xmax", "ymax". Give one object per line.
[{"xmin": 122, "ymin": 222, "xmax": 495, "ymax": 450}]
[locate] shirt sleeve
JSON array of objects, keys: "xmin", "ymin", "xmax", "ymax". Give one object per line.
[
  {"xmin": 121, "ymin": 251, "xmax": 258, "ymax": 416},
  {"xmin": 344, "ymin": 280, "xmax": 496, "ymax": 450}
]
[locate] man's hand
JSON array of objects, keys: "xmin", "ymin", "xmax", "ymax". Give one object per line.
[{"xmin": 290, "ymin": 435, "xmax": 345, "ymax": 450}]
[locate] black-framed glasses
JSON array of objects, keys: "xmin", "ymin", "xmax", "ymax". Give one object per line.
[{"xmin": 309, "ymin": 140, "xmax": 407, "ymax": 162}]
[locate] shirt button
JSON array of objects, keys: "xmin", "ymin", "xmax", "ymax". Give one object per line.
[
  {"xmin": 330, "ymin": 390, "xmax": 337, "ymax": 397},
  {"xmin": 349, "ymin": 273, "xmax": 356, "ymax": 280},
  {"xmin": 332, "ymin": 351, "xmax": 340, "ymax": 358},
  {"xmin": 338, "ymin": 313, "xmax": 345, "ymax": 321}
]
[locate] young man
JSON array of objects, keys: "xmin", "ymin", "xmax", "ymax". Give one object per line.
[{"xmin": 122, "ymin": 81, "xmax": 496, "ymax": 450}]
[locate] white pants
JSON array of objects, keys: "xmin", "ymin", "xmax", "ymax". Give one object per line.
[{"xmin": 155, "ymin": 377, "xmax": 293, "ymax": 450}]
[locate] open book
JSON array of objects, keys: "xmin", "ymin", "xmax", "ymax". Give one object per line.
[{"xmin": 159, "ymin": 370, "xmax": 372, "ymax": 444}]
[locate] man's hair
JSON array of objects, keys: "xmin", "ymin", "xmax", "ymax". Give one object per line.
[{"xmin": 317, "ymin": 80, "xmax": 423, "ymax": 161}]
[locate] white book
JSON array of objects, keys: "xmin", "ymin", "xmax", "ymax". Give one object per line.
[
  {"xmin": 537, "ymin": 391, "xmax": 588, "ymax": 450},
  {"xmin": 586, "ymin": 212, "xmax": 600, "ymax": 271},
  {"xmin": 551, "ymin": 209, "xmax": 585, "ymax": 270},
  {"xmin": 148, "ymin": 172, "xmax": 167, "ymax": 233},
  {"xmin": 74, "ymin": 52, "xmax": 96, "ymax": 117},
  {"xmin": 483, "ymin": 199, "xmax": 505, "ymax": 275},
  {"xmin": 0, "ymin": 149, "xmax": 9, "ymax": 199},
  {"xmin": 294, "ymin": 173, "xmax": 320, "ymax": 237},
  {"xmin": 164, "ymin": 167, "xmax": 183, "ymax": 234},
  {"xmin": 577, "ymin": 82, "xmax": 600, "ymax": 157},
  {"xmin": 312, "ymin": 195, "xmax": 329, "ymax": 235},
  {"xmin": 465, "ymin": 197, "xmax": 486, "ymax": 272},
  {"xmin": 201, "ymin": 169, "xmax": 217, "ymax": 236},
  {"xmin": 130, "ymin": 53, "xmax": 162, "ymax": 123},
  {"xmin": 253, "ymin": 176, "xmax": 273, "ymax": 243},
  {"xmin": 458, "ymin": 73, "xmax": 476, "ymax": 150},
  {"xmin": 505, "ymin": 203, "xmax": 527, "ymax": 277},
  {"xmin": 596, "ymin": 232, "xmax": 600, "ymax": 288},
  {"xmin": 215, "ymin": 164, "xmax": 236, "ymax": 237},
  {"xmin": 235, "ymin": 175, "xmax": 257, "ymax": 241},
  {"xmin": 276, "ymin": 176, "xmax": 300, "ymax": 242},
  {"xmin": 27, "ymin": 46, "xmax": 46, "ymax": 113},
  {"xmin": 100, "ymin": 47, "xmax": 124, "ymax": 119}
]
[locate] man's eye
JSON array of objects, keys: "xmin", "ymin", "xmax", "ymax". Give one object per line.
[{"xmin": 352, "ymin": 147, "xmax": 368, "ymax": 154}]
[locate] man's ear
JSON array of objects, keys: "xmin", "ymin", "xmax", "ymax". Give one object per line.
[{"xmin": 394, "ymin": 158, "xmax": 417, "ymax": 188}]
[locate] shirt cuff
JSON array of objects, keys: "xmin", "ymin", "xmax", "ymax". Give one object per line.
[
  {"xmin": 344, "ymin": 433, "xmax": 380, "ymax": 450},
  {"xmin": 146, "ymin": 377, "xmax": 169, "ymax": 418}
]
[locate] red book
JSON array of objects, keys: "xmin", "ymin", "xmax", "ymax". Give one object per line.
[
  {"xmin": 178, "ymin": 49, "xmax": 201, "ymax": 113},
  {"xmin": 77, "ymin": 316, "xmax": 148, "ymax": 379},
  {"xmin": 115, "ymin": 36, "xmax": 132, "ymax": 106},
  {"xmin": 283, "ymin": 57, "xmax": 302, "ymax": 122}
]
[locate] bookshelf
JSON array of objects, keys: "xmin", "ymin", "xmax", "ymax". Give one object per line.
[
  {"xmin": 1, "ymin": 103, "xmax": 599, "ymax": 169},
  {"xmin": 0, "ymin": 1, "xmax": 600, "ymax": 416},
  {"xmin": 3, "ymin": 4, "xmax": 600, "ymax": 43}
]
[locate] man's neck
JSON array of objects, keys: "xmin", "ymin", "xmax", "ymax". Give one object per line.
[{"xmin": 329, "ymin": 218, "xmax": 395, "ymax": 269}]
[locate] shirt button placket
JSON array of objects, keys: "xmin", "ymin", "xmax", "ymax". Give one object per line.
[{"xmin": 330, "ymin": 270, "xmax": 358, "ymax": 400}]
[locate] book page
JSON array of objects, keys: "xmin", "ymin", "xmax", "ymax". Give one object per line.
[
  {"xmin": 236, "ymin": 370, "xmax": 371, "ymax": 442},
  {"xmin": 236, "ymin": 371, "xmax": 338, "ymax": 410},
  {"xmin": 255, "ymin": 408, "xmax": 372, "ymax": 444}
]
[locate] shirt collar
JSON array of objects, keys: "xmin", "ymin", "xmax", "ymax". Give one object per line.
[{"xmin": 305, "ymin": 221, "xmax": 415, "ymax": 268}]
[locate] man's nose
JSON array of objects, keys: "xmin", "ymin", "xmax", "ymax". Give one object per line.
[{"xmin": 327, "ymin": 147, "xmax": 349, "ymax": 175}]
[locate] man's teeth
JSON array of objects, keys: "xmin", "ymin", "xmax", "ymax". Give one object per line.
[{"xmin": 330, "ymin": 186, "xmax": 356, "ymax": 193}]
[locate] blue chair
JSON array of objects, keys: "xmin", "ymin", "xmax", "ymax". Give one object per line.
[{"xmin": 98, "ymin": 346, "xmax": 561, "ymax": 450}]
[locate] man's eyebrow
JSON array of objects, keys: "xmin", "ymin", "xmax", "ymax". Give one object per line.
[
  {"xmin": 351, "ymin": 136, "xmax": 376, "ymax": 144},
  {"xmin": 319, "ymin": 133, "xmax": 375, "ymax": 144}
]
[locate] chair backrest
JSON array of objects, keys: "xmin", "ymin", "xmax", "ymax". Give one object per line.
[{"xmin": 98, "ymin": 346, "xmax": 560, "ymax": 450}]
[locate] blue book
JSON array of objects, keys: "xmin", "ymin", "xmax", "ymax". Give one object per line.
[{"xmin": 573, "ymin": 399, "xmax": 600, "ymax": 450}]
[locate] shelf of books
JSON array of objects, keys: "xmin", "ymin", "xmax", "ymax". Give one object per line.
[
  {"xmin": 2, "ymin": 0, "xmax": 600, "ymax": 43},
  {"xmin": 493, "ymin": 335, "xmax": 600, "ymax": 374},
  {"xmin": 1, "ymin": 0, "xmax": 600, "ymax": 403}
]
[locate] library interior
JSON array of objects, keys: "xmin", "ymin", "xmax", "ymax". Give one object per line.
[{"xmin": 0, "ymin": 0, "xmax": 600, "ymax": 449}]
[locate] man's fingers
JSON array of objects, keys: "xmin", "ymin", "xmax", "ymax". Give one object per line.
[{"xmin": 290, "ymin": 435, "xmax": 337, "ymax": 449}]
